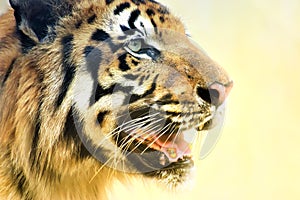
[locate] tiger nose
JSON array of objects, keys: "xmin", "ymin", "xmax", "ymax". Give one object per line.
[{"xmin": 196, "ymin": 81, "xmax": 233, "ymax": 106}]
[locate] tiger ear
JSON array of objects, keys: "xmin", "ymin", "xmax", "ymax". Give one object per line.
[{"xmin": 9, "ymin": 0, "xmax": 72, "ymax": 47}]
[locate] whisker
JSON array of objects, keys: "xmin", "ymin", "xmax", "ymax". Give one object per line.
[
  {"xmin": 140, "ymin": 112, "xmax": 182, "ymax": 154},
  {"xmin": 118, "ymin": 117, "xmax": 164, "ymax": 151},
  {"xmin": 89, "ymin": 155, "xmax": 117, "ymax": 183},
  {"xmin": 93, "ymin": 113, "xmax": 160, "ymax": 153},
  {"xmin": 170, "ymin": 113, "xmax": 187, "ymax": 147},
  {"xmin": 140, "ymin": 122, "xmax": 174, "ymax": 154},
  {"xmin": 124, "ymin": 122, "xmax": 166, "ymax": 156}
]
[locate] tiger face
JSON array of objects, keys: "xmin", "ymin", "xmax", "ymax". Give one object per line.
[
  {"xmin": 71, "ymin": 1, "xmax": 232, "ymax": 183},
  {"xmin": 0, "ymin": 0, "xmax": 232, "ymax": 198}
]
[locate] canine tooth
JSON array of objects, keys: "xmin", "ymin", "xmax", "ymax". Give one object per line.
[
  {"xmin": 166, "ymin": 148, "xmax": 177, "ymax": 159},
  {"xmin": 197, "ymin": 123, "xmax": 204, "ymax": 131},
  {"xmin": 159, "ymin": 154, "xmax": 166, "ymax": 166}
]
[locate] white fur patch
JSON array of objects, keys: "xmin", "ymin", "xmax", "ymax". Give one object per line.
[
  {"xmin": 0, "ymin": 0, "xmax": 9, "ymax": 15},
  {"xmin": 73, "ymin": 68, "xmax": 95, "ymax": 112}
]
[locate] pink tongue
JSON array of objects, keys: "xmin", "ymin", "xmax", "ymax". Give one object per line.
[{"xmin": 155, "ymin": 134, "xmax": 191, "ymax": 163}]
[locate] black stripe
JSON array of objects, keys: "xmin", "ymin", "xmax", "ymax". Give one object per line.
[
  {"xmin": 114, "ymin": 2, "xmax": 131, "ymax": 15},
  {"xmin": 119, "ymin": 25, "xmax": 135, "ymax": 35},
  {"xmin": 30, "ymin": 119, "xmax": 41, "ymax": 163},
  {"xmin": 16, "ymin": 169, "xmax": 27, "ymax": 196},
  {"xmin": 63, "ymin": 107, "xmax": 90, "ymax": 160},
  {"xmin": 132, "ymin": 59, "xmax": 139, "ymax": 66},
  {"xmin": 87, "ymin": 14, "xmax": 96, "ymax": 24},
  {"xmin": 156, "ymin": 94, "xmax": 179, "ymax": 105},
  {"xmin": 144, "ymin": 74, "xmax": 150, "ymax": 81},
  {"xmin": 146, "ymin": 9, "xmax": 155, "ymax": 17},
  {"xmin": 166, "ymin": 111, "xmax": 181, "ymax": 116},
  {"xmin": 17, "ymin": 29, "xmax": 38, "ymax": 53},
  {"xmin": 29, "ymin": 85, "xmax": 44, "ymax": 171},
  {"xmin": 12, "ymin": 166, "xmax": 33, "ymax": 200},
  {"xmin": 1, "ymin": 59, "xmax": 15, "ymax": 86},
  {"xmin": 129, "ymin": 82, "xmax": 156, "ymax": 103},
  {"xmin": 120, "ymin": 25, "xmax": 130, "ymax": 32},
  {"xmin": 94, "ymin": 84, "xmax": 116, "ymax": 102},
  {"xmin": 124, "ymin": 74, "xmax": 139, "ymax": 80},
  {"xmin": 160, "ymin": 94, "xmax": 172, "ymax": 101},
  {"xmin": 94, "ymin": 83, "xmax": 134, "ymax": 102},
  {"xmin": 157, "ymin": 6, "xmax": 170, "ymax": 14},
  {"xmin": 61, "ymin": 34, "xmax": 74, "ymax": 63},
  {"xmin": 84, "ymin": 46, "xmax": 95, "ymax": 57},
  {"xmin": 75, "ymin": 20, "xmax": 83, "ymax": 29},
  {"xmin": 138, "ymin": 75, "xmax": 145, "ymax": 85},
  {"xmin": 97, "ymin": 111, "xmax": 109, "ymax": 126},
  {"xmin": 56, "ymin": 35, "xmax": 76, "ymax": 107},
  {"xmin": 118, "ymin": 35, "xmax": 127, "ymax": 40},
  {"xmin": 91, "ymin": 29, "xmax": 110, "ymax": 42},
  {"xmin": 56, "ymin": 64, "xmax": 76, "ymax": 107},
  {"xmin": 128, "ymin": 75, "xmax": 158, "ymax": 103},
  {"xmin": 84, "ymin": 46, "xmax": 103, "ymax": 106},
  {"xmin": 106, "ymin": 0, "xmax": 114, "ymax": 4},
  {"xmin": 159, "ymin": 16, "xmax": 165, "ymax": 23},
  {"xmin": 150, "ymin": 18, "xmax": 158, "ymax": 34},
  {"xmin": 129, "ymin": 106, "xmax": 151, "ymax": 120},
  {"xmin": 91, "ymin": 30, "xmax": 121, "ymax": 53},
  {"xmin": 150, "ymin": 19, "xmax": 157, "ymax": 28},
  {"xmin": 131, "ymin": 0, "xmax": 146, "ymax": 5},
  {"xmin": 118, "ymin": 54, "xmax": 131, "ymax": 71},
  {"xmin": 128, "ymin": 9, "xmax": 141, "ymax": 29}
]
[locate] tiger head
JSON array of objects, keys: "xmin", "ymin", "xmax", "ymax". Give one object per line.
[{"xmin": 2, "ymin": 0, "xmax": 233, "ymax": 189}]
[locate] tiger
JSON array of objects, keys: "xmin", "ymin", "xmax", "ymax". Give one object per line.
[{"xmin": 0, "ymin": 0, "xmax": 233, "ymax": 199}]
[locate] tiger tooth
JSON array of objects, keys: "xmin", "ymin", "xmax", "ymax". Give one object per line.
[
  {"xmin": 159, "ymin": 154, "xmax": 166, "ymax": 166},
  {"xmin": 166, "ymin": 148, "xmax": 177, "ymax": 159},
  {"xmin": 197, "ymin": 123, "xmax": 204, "ymax": 131}
]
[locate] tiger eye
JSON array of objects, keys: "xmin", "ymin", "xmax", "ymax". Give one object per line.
[{"xmin": 127, "ymin": 39, "xmax": 142, "ymax": 52}]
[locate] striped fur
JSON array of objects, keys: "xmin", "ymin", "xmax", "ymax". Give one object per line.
[{"xmin": 0, "ymin": 0, "xmax": 232, "ymax": 199}]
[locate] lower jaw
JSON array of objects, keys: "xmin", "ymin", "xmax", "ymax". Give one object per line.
[
  {"xmin": 121, "ymin": 146, "xmax": 194, "ymax": 178},
  {"xmin": 143, "ymin": 161, "xmax": 194, "ymax": 187}
]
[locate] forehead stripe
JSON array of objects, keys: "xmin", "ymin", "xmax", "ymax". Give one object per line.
[
  {"xmin": 114, "ymin": 2, "xmax": 131, "ymax": 15},
  {"xmin": 150, "ymin": 18, "xmax": 158, "ymax": 34},
  {"xmin": 131, "ymin": 0, "xmax": 146, "ymax": 5},
  {"xmin": 146, "ymin": 9, "xmax": 155, "ymax": 17},
  {"xmin": 128, "ymin": 9, "xmax": 141, "ymax": 29}
]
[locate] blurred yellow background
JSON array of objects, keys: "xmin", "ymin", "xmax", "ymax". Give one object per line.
[
  {"xmin": 1, "ymin": 0, "xmax": 299, "ymax": 199},
  {"xmin": 158, "ymin": 0, "xmax": 300, "ymax": 200}
]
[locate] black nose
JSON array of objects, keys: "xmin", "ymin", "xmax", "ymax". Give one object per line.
[{"xmin": 196, "ymin": 81, "xmax": 233, "ymax": 106}]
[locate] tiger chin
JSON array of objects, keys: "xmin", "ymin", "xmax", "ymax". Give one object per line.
[{"xmin": 0, "ymin": 0, "xmax": 232, "ymax": 199}]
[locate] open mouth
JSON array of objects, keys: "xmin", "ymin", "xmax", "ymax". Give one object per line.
[
  {"xmin": 113, "ymin": 104, "xmax": 215, "ymax": 176},
  {"xmin": 116, "ymin": 126, "xmax": 197, "ymax": 174}
]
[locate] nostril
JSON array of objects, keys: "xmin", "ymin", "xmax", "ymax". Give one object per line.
[
  {"xmin": 196, "ymin": 81, "xmax": 233, "ymax": 106},
  {"xmin": 196, "ymin": 86, "xmax": 212, "ymax": 104}
]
